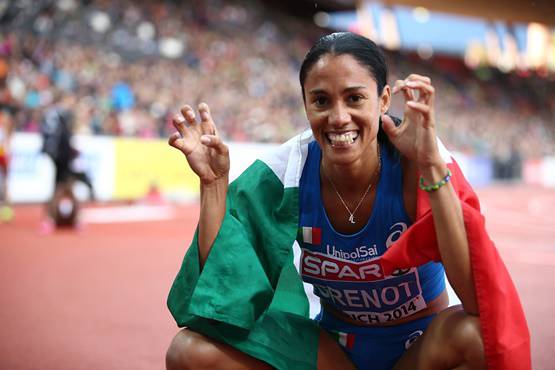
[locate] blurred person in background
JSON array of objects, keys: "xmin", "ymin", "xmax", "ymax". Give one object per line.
[
  {"xmin": 0, "ymin": 53, "xmax": 15, "ymax": 222},
  {"xmin": 164, "ymin": 32, "xmax": 529, "ymax": 370},
  {"xmin": 40, "ymin": 94, "xmax": 93, "ymax": 229},
  {"xmin": 0, "ymin": 108, "xmax": 15, "ymax": 222}
]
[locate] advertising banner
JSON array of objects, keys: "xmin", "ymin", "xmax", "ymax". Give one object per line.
[{"xmin": 113, "ymin": 138, "xmax": 199, "ymax": 201}]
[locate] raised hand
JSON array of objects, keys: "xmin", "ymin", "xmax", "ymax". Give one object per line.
[
  {"xmin": 381, "ymin": 74, "xmax": 443, "ymax": 172},
  {"xmin": 168, "ymin": 102, "xmax": 230, "ymax": 185}
]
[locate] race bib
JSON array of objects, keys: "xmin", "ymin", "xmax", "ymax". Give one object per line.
[{"xmin": 301, "ymin": 249, "xmax": 426, "ymax": 324}]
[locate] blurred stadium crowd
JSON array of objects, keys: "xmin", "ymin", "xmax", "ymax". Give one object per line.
[{"xmin": 0, "ymin": 0, "xmax": 553, "ymax": 161}]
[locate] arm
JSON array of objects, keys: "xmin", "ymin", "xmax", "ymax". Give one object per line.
[
  {"xmin": 198, "ymin": 176, "xmax": 228, "ymax": 264},
  {"xmin": 420, "ymin": 163, "xmax": 478, "ymax": 314},
  {"xmin": 168, "ymin": 103, "xmax": 230, "ymax": 267},
  {"xmin": 382, "ymin": 74, "xmax": 478, "ymax": 315}
]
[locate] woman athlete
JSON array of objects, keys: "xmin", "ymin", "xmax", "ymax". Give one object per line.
[{"xmin": 165, "ymin": 32, "xmax": 529, "ymax": 370}]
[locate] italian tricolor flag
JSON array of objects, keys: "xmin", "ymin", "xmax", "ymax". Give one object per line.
[
  {"xmin": 300, "ymin": 226, "xmax": 321, "ymax": 245},
  {"xmin": 168, "ymin": 130, "xmax": 530, "ymax": 370},
  {"xmin": 331, "ymin": 331, "xmax": 355, "ymax": 350}
]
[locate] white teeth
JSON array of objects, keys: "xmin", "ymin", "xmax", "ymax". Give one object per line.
[{"xmin": 327, "ymin": 132, "xmax": 358, "ymax": 145}]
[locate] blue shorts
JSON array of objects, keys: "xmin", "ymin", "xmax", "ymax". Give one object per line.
[{"xmin": 316, "ymin": 310, "xmax": 435, "ymax": 370}]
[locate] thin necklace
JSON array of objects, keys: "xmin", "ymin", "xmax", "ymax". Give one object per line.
[{"xmin": 323, "ymin": 145, "xmax": 381, "ymax": 224}]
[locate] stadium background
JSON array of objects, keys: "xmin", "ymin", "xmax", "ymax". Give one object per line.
[{"xmin": 1, "ymin": 0, "xmax": 554, "ymax": 369}]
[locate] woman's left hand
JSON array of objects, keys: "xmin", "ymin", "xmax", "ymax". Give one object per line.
[{"xmin": 381, "ymin": 74, "xmax": 443, "ymax": 171}]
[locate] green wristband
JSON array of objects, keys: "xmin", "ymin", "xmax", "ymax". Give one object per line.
[{"xmin": 419, "ymin": 169, "xmax": 452, "ymax": 192}]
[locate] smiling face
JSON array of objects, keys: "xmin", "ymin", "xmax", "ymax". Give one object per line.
[{"xmin": 303, "ymin": 53, "xmax": 390, "ymax": 168}]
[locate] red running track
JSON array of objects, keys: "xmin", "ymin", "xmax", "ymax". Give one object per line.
[{"xmin": 1, "ymin": 184, "xmax": 554, "ymax": 369}]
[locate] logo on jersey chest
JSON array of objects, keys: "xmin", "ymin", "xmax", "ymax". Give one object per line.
[
  {"xmin": 301, "ymin": 250, "xmax": 384, "ymax": 282},
  {"xmin": 326, "ymin": 244, "xmax": 378, "ymax": 260}
]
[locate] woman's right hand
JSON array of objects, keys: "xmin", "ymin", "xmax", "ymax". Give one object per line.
[{"xmin": 169, "ymin": 103, "xmax": 230, "ymax": 185}]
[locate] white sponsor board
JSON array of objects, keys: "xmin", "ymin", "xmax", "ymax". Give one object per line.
[
  {"xmin": 6, "ymin": 133, "xmax": 554, "ymax": 204},
  {"xmin": 7, "ymin": 133, "xmax": 114, "ymax": 203},
  {"xmin": 524, "ymin": 157, "xmax": 555, "ymax": 188},
  {"xmin": 8, "ymin": 133, "xmax": 55, "ymax": 203},
  {"xmin": 72, "ymin": 134, "xmax": 115, "ymax": 201},
  {"xmin": 542, "ymin": 156, "xmax": 555, "ymax": 187},
  {"xmin": 7, "ymin": 134, "xmax": 280, "ymax": 203}
]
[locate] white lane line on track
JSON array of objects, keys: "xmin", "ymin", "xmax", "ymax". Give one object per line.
[{"xmin": 81, "ymin": 205, "xmax": 176, "ymax": 223}]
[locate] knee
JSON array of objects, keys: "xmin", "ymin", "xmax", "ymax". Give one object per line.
[
  {"xmin": 165, "ymin": 330, "xmax": 190, "ymax": 370},
  {"xmin": 443, "ymin": 309, "xmax": 483, "ymax": 354},
  {"xmin": 165, "ymin": 329, "xmax": 219, "ymax": 370},
  {"xmin": 433, "ymin": 307, "xmax": 486, "ymax": 368}
]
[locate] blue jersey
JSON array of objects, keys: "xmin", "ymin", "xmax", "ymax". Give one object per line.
[{"xmin": 297, "ymin": 141, "xmax": 445, "ymax": 325}]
